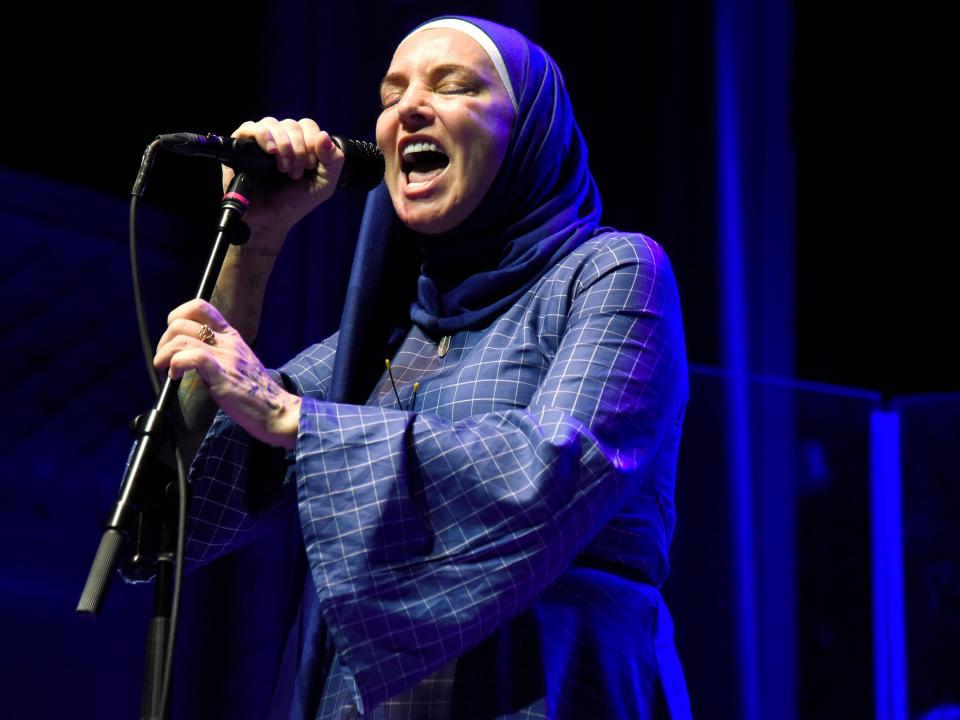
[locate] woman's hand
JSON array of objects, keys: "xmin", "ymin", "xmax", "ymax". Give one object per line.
[
  {"xmin": 223, "ymin": 116, "xmax": 345, "ymax": 237},
  {"xmin": 154, "ymin": 299, "xmax": 301, "ymax": 449}
]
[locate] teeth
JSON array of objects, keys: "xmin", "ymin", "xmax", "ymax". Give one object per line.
[{"xmin": 402, "ymin": 141, "xmax": 444, "ymax": 156}]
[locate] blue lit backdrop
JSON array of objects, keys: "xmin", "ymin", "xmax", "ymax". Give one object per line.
[{"xmin": 1, "ymin": 1, "xmax": 956, "ymax": 717}]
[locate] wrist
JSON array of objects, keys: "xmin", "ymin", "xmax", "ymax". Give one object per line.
[
  {"xmin": 218, "ymin": 222, "xmax": 287, "ymax": 269},
  {"xmin": 243, "ymin": 222, "xmax": 291, "ymax": 247},
  {"xmin": 267, "ymin": 392, "xmax": 302, "ymax": 450},
  {"xmin": 227, "ymin": 235, "xmax": 285, "ymax": 264}
]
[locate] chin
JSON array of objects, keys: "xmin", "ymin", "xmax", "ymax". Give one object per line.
[
  {"xmin": 404, "ymin": 215, "xmax": 459, "ymax": 235},
  {"xmin": 393, "ymin": 198, "xmax": 466, "ymax": 235}
]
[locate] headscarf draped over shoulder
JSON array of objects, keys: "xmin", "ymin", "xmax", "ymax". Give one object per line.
[{"xmin": 329, "ymin": 16, "xmax": 602, "ymax": 404}]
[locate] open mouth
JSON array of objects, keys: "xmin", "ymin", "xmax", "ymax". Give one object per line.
[{"xmin": 401, "ymin": 141, "xmax": 450, "ymax": 187}]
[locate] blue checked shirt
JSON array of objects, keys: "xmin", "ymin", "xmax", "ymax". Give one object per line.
[{"xmin": 185, "ymin": 232, "xmax": 689, "ymax": 717}]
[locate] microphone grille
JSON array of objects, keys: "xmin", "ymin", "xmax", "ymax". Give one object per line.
[{"xmin": 333, "ymin": 137, "xmax": 385, "ymax": 191}]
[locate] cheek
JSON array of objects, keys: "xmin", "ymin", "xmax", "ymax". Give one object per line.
[
  {"xmin": 478, "ymin": 118, "xmax": 512, "ymax": 183},
  {"xmin": 493, "ymin": 109, "xmax": 514, "ymax": 156},
  {"xmin": 492, "ymin": 123, "xmax": 511, "ymax": 167},
  {"xmin": 464, "ymin": 114, "xmax": 508, "ymax": 177}
]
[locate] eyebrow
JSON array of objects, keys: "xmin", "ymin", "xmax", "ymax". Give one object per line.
[{"xmin": 379, "ymin": 63, "xmax": 485, "ymax": 94}]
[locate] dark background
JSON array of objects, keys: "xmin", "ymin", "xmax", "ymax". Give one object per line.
[
  {"xmin": 1, "ymin": 1, "xmax": 956, "ymax": 718},
  {"xmin": 3, "ymin": 1, "xmax": 955, "ymax": 393}
]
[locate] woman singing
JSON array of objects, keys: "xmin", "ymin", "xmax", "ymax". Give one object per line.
[{"xmin": 155, "ymin": 15, "xmax": 691, "ymax": 719}]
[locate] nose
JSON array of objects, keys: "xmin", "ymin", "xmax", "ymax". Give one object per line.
[{"xmin": 396, "ymin": 84, "xmax": 435, "ymax": 129}]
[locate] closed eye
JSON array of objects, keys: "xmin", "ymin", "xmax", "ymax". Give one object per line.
[
  {"xmin": 380, "ymin": 84, "xmax": 475, "ymax": 111},
  {"xmin": 437, "ymin": 83, "xmax": 475, "ymax": 95}
]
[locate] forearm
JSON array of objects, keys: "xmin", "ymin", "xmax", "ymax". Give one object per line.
[
  {"xmin": 166, "ymin": 114, "xmax": 344, "ymax": 466},
  {"xmin": 211, "ymin": 227, "xmax": 286, "ymax": 342},
  {"xmin": 175, "ymin": 226, "xmax": 287, "ymax": 462}
]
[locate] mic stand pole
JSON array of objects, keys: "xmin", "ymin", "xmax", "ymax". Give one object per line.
[{"xmin": 77, "ymin": 173, "xmax": 255, "ymax": 719}]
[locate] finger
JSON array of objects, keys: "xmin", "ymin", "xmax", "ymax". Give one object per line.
[
  {"xmin": 254, "ymin": 116, "xmax": 295, "ymax": 174},
  {"xmin": 166, "ymin": 298, "xmax": 230, "ymax": 332},
  {"xmin": 166, "ymin": 345, "xmax": 222, "ymax": 382},
  {"xmin": 314, "ymin": 130, "xmax": 343, "ymax": 166},
  {"xmin": 226, "ymin": 120, "xmax": 274, "ymax": 191},
  {"xmin": 154, "ymin": 332, "xmax": 222, "ymax": 378},
  {"xmin": 232, "ymin": 117, "xmax": 288, "ymax": 172},
  {"xmin": 231, "ymin": 117, "xmax": 280, "ymax": 152},
  {"xmin": 231, "ymin": 119, "xmax": 268, "ymax": 141},
  {"xmin": 298, "ymin": 118, "xmax": 323, "ymax": 170},
  {"xmin": 278, "ymin": 118, "xmax": 310, "ymax": 179},
  {"xmin": 221, "ymin": 163, "xmax": 236, "ymax": 193},
  {"xmin": 156, "ymin": 317, "xmax": 216, "ymax": 353},
  {"xmin": 309, "ymin": 130, "xmax": 345, "ymax": 190},
  {"xmin": 154, "ymin": 333, "xmax": 203, "ymax": 375}
]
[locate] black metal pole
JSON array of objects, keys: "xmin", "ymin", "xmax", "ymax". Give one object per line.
[
  {"xmin": 77, "ymin": 172, "xmax": 253, "ymax": 617},
  {"xmin": 76, "ymin": 173, "xmax": 255, "ymax": 719},
  {"xmin": 140, "ymin": 517, "xmax": 175, "ymax": 719}
]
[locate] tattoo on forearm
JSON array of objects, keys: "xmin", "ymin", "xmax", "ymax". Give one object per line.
[
  {"xmin": 211, "ymin": 285, "xmax": 228, "ymax": 310},
  {"xmin": 178, "ymin": 370, "xmax": 217, "ymax": 431},
  {"xmin": 232, "ymin": 244, "xmax": 281, "ymax": 258}
]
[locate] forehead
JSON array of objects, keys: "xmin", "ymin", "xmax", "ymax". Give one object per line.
[{"xmin": 387, "ymin": 28, "xmax": 495, "ymax": 75}]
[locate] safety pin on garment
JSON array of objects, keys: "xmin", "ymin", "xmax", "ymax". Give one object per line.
[{"xmin": 385, "ymin": 359, "xmax": 420, "ymax": 412}]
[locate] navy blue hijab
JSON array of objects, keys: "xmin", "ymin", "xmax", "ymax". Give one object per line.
[{"xmin": 329, "ymin": 16, "xmax": 602, "ymax": 405}]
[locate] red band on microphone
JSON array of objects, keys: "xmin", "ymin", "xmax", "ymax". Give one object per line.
[{"xmin": 222, "ymin": 191, "xmax": 250, "ymax": 206}]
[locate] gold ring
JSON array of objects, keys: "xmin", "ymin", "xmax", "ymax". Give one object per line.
[{"xmin": 197, "ymin": 323, "xmax": 217, "ymax": 346}]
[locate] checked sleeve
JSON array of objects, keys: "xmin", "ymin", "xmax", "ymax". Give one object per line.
[
  {"xmin": 291, "ymin": 235, "xmax": 689, "ymax": 714},
  {"xmin": 182, "ymin": 333, "xmax": 339, "ymax": 567}
]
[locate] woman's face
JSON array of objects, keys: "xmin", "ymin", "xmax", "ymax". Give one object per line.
[{"xmin": 376, "ymin": 28, "xmax": 515, "ymax": 234}]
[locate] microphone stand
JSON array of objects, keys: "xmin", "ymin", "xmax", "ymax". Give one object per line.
[{"xmin": 77, "ymin": 173, "xmax": 255, "ymax": 719}]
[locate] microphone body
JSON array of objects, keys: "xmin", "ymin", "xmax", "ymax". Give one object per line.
[{"xmin": 157, "ymin": 132, "xmax": 384, "ymax": 191}]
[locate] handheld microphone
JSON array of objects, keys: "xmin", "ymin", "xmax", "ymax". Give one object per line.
[{"xmin": 156, "ymin": 132, "xmax": 384, "ymax": 191}]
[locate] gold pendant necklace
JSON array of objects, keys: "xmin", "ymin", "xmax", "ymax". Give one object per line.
[{"xmin": 437, "ymin": 335, "xmax": 451, "ymax": 357}]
